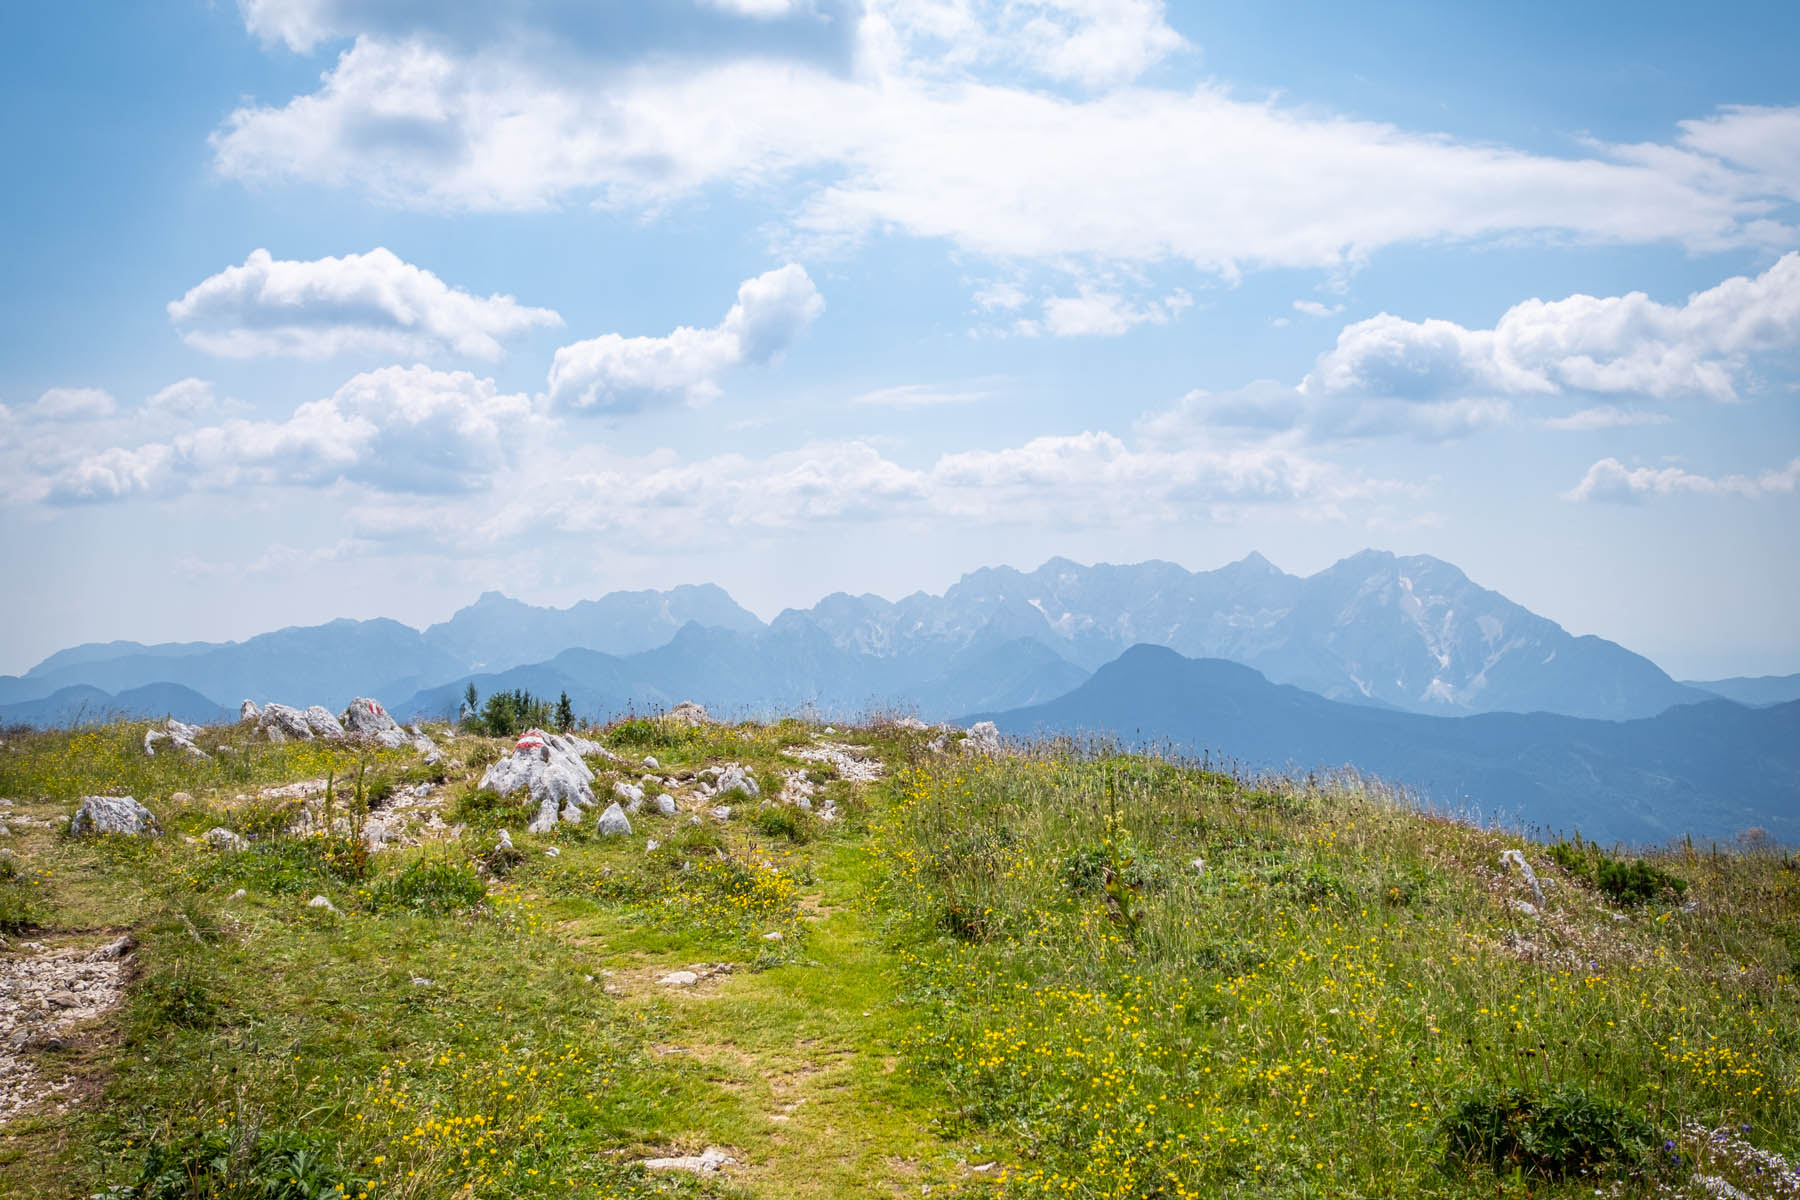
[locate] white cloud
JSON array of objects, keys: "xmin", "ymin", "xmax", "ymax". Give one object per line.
[
  {"xmin": 1038, "ymin": 286, "xmax": 1192, "ymax": 336},
  {"xmin": 33, "ymin": 387, "xmax": 116, "ymax": 420},
  {"xmin": 1677, "ymin": 105, "xmax": 1800, "ymax": 202},
  {"xmin": 1540, "ymin": 406, "xmax": 1673, "ymax": 432},
  {"xmin": 168, "ymin": 247, "xmax": 562, "ymax": 361},
  {"xmin": 1292, "ymin": 299, "xmax": 1343, "ymax": 318},
  {"xmin": 1306, "ymin": 251, "xmax": 1800, "ymax": 405},
  {"xmin": 144, "ymin": 379, "xmax": 222, "ymax": 420},
  {"xmin": 703, "ymin": 0, "xmax": 806, "ymax": 16},
  {"xmin": 546, "ymin": 264, "xmax": 823, "ymax": 411},
  {"xmin": 211, "ymin": 19, "xmax": 1796, "ymax": 275},
  {"xmin": 1563, "ymin": 456, "xmax": 1800, "ymax": 503},
  {"xmin": 972, "ymin": 281, "xmax": 1029, "ymax": 312},
  {"xmin": 849, "ymin": 383, "xmax": 988, "ymax": 407},
  {"xmin": 46, "ymin": 366, "xmax": 540, "ymax": 503}
]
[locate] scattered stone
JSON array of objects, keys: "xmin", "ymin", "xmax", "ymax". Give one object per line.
[
  {"xmin": 306, "ymin": 895, "xmax": 340, "ymax": 913},
  {"xmin": 409, "ymin": 976, "xmax": 433, "ymax": 987},
  {"xmin": 640, "ymin": 1147, "xmax": 734, "ymax": 1175},
  {"xmin": 1507, "ymin": 899, "xmax": 1540, "ymax": 918},
  {"xmin": 230, "ymin": 889, "xmax": 247, "ymax": 900},
  {"xmin": 715, "ymin": 765, "xmax": 760, "ymax": 798},
  {"xmin": 238, "ymin": 699, "xmax": 261, "ymax": 723},
  {"xmin": 1499, "ymin": 849, "xmax": 1546, "ymax": 907},
  {"xmin": 613, "ymin": 781, "xmax": 646, "ymax": 813},
  {"xmin": 597, "ymin": 802, "xmax": 632, "ymax": 837},
  {"xmin": 202, "ymin": 827, "xmax": 248, "ymax": 853},
  {"xmin": 891, "ymin": 716, "xmax": 928, "ymax": 731},
  {"xmin": 823, "ymin": 726, "xmax": 836, "ymax": 734},
  {"xmin": 643, "ymin": 755, "xmax": 659, "ymax": 769},
  {"xmin": 1190, "ymin": 857, "xmax": 1207, "ymax": 874},
  {"xmin": 1, "ymin": 939, "xmax": 131, "ymax": 1126},
  {"xmin": 544, "ymin": 846, "xmax": 560, "ymax": 857},
  {"xmin": 761, "ymin": 931, "xmax": 783, "ymax": 942},
  {"xmin": 664, "ymin": 701, "xmax": 712, "ymax": 728},
  {"xmin": 495, "ymin": 829, "xmax": 515, "ymax": 852},
  {"xmin": 69, "ymin": 795, "xmax": 159, "ymax": 837},
  {"xmin": 657, "ymin": 970, "xmax": 700, "ymax": 987},
  {"xmin": 654, "ymin": 793, "xmax": 677, "ymax": 816},
  {"xmin": 712, "ymin": 806, "xmax": 732, "ymax": 821},
  {"xmin": 646, "ymin": 839, "xmax": 661, "ymax": 853}
]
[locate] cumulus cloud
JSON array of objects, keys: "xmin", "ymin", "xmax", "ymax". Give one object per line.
[
  {"xmin": 545, "ymin": 264, "xmax": 823, "ymax": 411},
  {"xmin": 47, "ymin": 366, "xmax": 539, "ymax": 503},
  {"xmin": 1305, "ymin": 252, "xmax": 1800, "ymax": 405},
  {"xmin": 33, "ymin": 387, "xmax": 116, "ymax": 420},
  {"xmin": 1292, "ymin": 299, "xmax": 1343, "ymax": 318},
  {"xmin": 168, "ymin": 247, "xmax": 562, "ymax": 360},
  {"xmin": 848, "ymin": 383, "xmax": 988, "ymax": 407},
  {"xmin": 1563, "ymin": 456, "xmax": 1800, "ymax": 503},
  {"xmin": 211, "ymin": 9, "xmax": 1795, "ymax": 275},
  {"xmin": 1539, "ymin": 406, "xmax": 1673, "ymax": 432},
  {"xmin": 1032, "ymin": 286, "xmax": 1192, "ymax": 336},
  {"xmin": 1677, "ymin": 105, "xmax": 1800, "ymax": 201}
]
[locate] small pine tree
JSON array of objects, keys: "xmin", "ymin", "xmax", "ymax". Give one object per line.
[
  {"xmin": 555, "ymin": 691, "xmax": 574, "ymax": 733},
  {"xmin": 463, "ymin": 682, "xmax": 478, "ymax": 714}
]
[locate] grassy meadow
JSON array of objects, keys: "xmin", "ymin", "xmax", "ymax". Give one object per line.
[{"xmin": 0, "ymin": 717, "xmax": 1794, "ymax": 1198}]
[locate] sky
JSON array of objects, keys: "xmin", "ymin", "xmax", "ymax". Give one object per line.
[{"xmin": 1, "ymin": 0, "xmax": 1797, "ymax": 680}]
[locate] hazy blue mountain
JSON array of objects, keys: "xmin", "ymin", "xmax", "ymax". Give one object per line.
[
  {"xmin": 3, "ymin": 619, "xmax": 465, "ymax": 714},
  {"xmin": 398, "ymin": 624, "xmax": 1090, "ymax": 724},
  {"xmin": 0, "ymin": 682, "xmax": 231, "ymax": 728},
  {"xmin": 422, "ymin": 585, "xmax": 762, "ymax": 673},
  {"xmin": 972, "ymin": 645, "xmax": 1798, "ymax": 846},
  {"xmin": 7, "ymin": 550, "xmax": 1739, "ymax": 725},
  {"xmin": 1686, "ymin": 674, "xmax": 1800, "ymax": 707}
]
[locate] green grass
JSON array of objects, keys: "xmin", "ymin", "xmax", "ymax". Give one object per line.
[{"xmin": 0, "ymin": 721, "xmax": 1794, "ymax": 1199}]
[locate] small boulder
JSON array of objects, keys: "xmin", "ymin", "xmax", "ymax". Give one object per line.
[
  {"xmin": 613, "ymin": 781, "xmax": 647, "ymax": 813},
  {"xmin": 654, "ymin": 793, "xmax": 678, "ymax": 816},
  {"xmin": 596, "ymin": 802, "xmax": 632, "ymax": 837},
  {"xmin": 69, "ymin": 795, "xmax": 159, "ymax": 837},
  {"xmin": 239, "ymin": 699, "xmax": 261, "ymax": 723},
  {"xmin": 961, "ymin": 721, "xmax": 1002, "ymax": 755},
  {"xmin": 258, "ymin": 703, "xmax": 315, "ymax": 743},
  {"xmin": 306, "ymin": 894, "xmax": 340, "ymax": 913},
  {"xmin": 1499, "ymin": 849, "xmax": 1546, "ymax": 907},
  {"xmin": 665, "ymin": 701, "xmax": 712, "ymax": 727},
  {"xmin": 304, "ymin": 705, "xmax": 346, "ymax": 739},
  {"xmin": 482, "ymin": 729, "xmax": 599, "ymax": 833},
  {"xmin": 715, "ymin": 765, "xmax": 760, "ymax": 798},
  {"xmin": 657, "ymin": 970, "xmax": 700, "ymax": 987},
  {"xmin": 203, "ymin": 827, "xmax": 248, "ymax": 853},
  {"xmin": 643, "ymin": 755, "xmax": 659, "ymax": 769}
]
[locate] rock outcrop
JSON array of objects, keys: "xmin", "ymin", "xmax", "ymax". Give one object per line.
[
  {"xmin": 69, "ymin": 796, "xmax": 159, "ymax": 837},
  {"xmin": 143, "ymin": 718, "xmax": 207, "ymax": 760},
  {"xmin": 480, "ymin": 728, "xmax": 611, "ymax": 833}
]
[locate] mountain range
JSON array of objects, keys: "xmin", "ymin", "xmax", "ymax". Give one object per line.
[
  {"xmin": 0, "ymin": 550, "xmax": 1738, "ymax": 723},
  {"xmin": 973, "ymin": 646, "xmax": 1800, "ymax": 846}
]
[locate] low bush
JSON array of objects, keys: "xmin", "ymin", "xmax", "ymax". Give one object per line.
[
  {"xmin": 1548, "ymin": 838, "xmax": 1689, "ymax": 906},
  {"xmin": 359, "ymin": 857, "xmax": 486, "ymax": 915},
  {"xmin": 751, "ymin": 804, "xmax": 813, "ymax": 844},
  {"xmin": 120, "ymin": 1123, "xmax": 361, "ymax": 1200},
  {"xmin": 1438, "ymin": 1086, "xmax": 1654, "ymax": 1179}
]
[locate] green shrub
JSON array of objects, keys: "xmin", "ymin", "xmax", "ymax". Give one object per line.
[
  {"xmin": 360, "ymin": 857, "xmax": 487, "ymax": 915},
  {"xmin": 202, "ymin": 834, "xmax": 368, "ymax": 896},
  {"xmin": 1548, "ymin": 838, "xmax": 1688, "ymax": 907},
  {"xmin": 0, "ymin": 855, "xmax": 44, "ymax": 933},
  {"xmin": 472, "ymin": 689, "xmax": 555, "ymax": 738},
  {"xmin": 121, "ymin": 1124, "xmax": 362, "ymax": 1200},
  {"xmin": 134, "ymin": 957, "xmax": 227, "ymax": 1032},
  {"xmin": 449, "ymin": 785, "xmax": 530, "ymax": 828},
  {"xmin": 1439, "ymin": 1086, "xmax": 1653, "ymax": 1179},
  {"xmin": 751, "ymin": 805, "xmax": 813, "ymax": 844}
]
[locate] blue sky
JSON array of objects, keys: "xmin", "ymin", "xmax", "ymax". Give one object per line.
[{"xmin": 1, "ymin": 0, "xmax": 1797, "ymax": 679}]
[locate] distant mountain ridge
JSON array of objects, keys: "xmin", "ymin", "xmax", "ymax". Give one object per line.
[
  {"xmin": 1685, "ymin": 674, "xmax": 1800, "ymax": 707},
  {"xmin": 972, "ymin": 645, "xmax": 1800, "ymax": 846},
  {"xmin": 0, "ymin": 550, "xmax": 1741, "ymax": 725}
]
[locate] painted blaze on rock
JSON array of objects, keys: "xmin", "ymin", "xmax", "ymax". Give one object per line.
[{"xmin": 479, "ymin": 728, "xmax": 611, "ymax": 833}]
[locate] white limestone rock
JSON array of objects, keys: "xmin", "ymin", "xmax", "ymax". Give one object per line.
[
  {"xmin": 613, "ymin": 781, "xmax": 647, "ymax": 813},
  {"xmin": 202, "ymin": 827, "xmax": 248, "ymax": 853},
  {"xmin": 481, "ymin": 728, "xmax": 599, "ymax": 834},
  {"xmin": 258, "ymin": 703, "xmax": 314, "ymax": 743},
  {"xmin": 665, "ymin": 701, "xmax": 712, "ymax": 727},
  {"xmin": 961, "ymin": 721, "xmax": 1003, "ymax": 755},
  {"xmin": 596, "ymin": 802, "xmax": 632, "ymax": 837},
  {"xmin": 239, "ymin": 699, "xmax": 261, "ymax": 723},
  {"xmin": 303, "ymin": 705, "xmax": 346, "ymax": 739},
  {"xmin": 654, "ymin": 793, "xmax": 678, "ymax": 816},
  {"xmin": 1499, "ymin": 849, "xmax": 1546, "ymax": 907},
  {"xmin": 715, "ymin": 765, "xmax": 760, "ymax": 799},
  {"xmin": 69, "ymin": 795, "xmax": 159, "ymax": 837}
]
